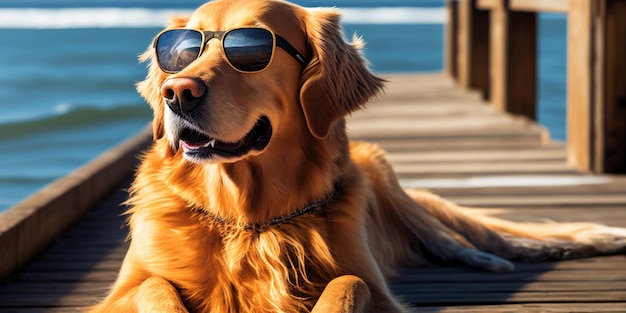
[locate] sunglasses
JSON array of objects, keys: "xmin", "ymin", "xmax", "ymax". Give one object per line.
[{"xmin": 154, "ymin": 27, "xmax": 309, "ymax": 73}]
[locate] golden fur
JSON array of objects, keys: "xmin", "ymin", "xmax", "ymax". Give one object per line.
[{"xmin": 90, "ymin": 0, "xmax": 626, "ymax": 312}]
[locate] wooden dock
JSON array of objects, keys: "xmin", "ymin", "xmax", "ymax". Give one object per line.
[{"xmin": 0, "ymin": 73, "xmax": 624, "ymax": 312}]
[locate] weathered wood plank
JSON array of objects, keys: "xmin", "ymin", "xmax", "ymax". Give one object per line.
[
  {"xmin": 371, "ymin": 139, "xmax": 561, "ymax": 154},
  {"xmin": 399, "ymin": 291, "xmax": 626, "ymax": 306},
  {"xmin": 0, "ymin": 127, "xmax": 151, "ymax": 282},
  {"xmin": 477, "ymin": 0, "xmax": 499, "ymax": 10},
  {"xmin": 0, "ymin": 281, "xmax": 112, "ymax": 294},
  {"xmin": 417, "ymin": 303, "xmax": 626, "ymax": 312},
  {"xmin": 10, "ymin": 271, "xmax": 118, "ymax": 283},
  {"xmin": 0, "ymin": 309, "xmax": 87, "ymax": 313},
  {"xmin": 509, "ymin": 0, "xmax": 569, "ymax": 13},
  {"xmin": 443, "ymin": 193, "xmax": 626, "ymax": 208},
  {"xmin": 386, "ymin": 148, "xmax": 567, "ymax": 163},
  {"xmin": 422, "ymin": 179, "xmax": 626, "ymax": 197}
]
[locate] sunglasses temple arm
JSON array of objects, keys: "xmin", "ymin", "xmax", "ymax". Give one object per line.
[{"xmin": 275, "ymin": 36, "xmax": 309, "ymax": 67}]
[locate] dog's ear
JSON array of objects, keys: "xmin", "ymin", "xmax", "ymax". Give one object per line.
[
  {"xmin": 136, "ymin": 51, "xmax": 165, "ymax": 141},
  {"xmin": 136, "ymin": 16, "xmax": 190, "ymax": 140},
  {"xmin": 300, "ymin": 8, "xmax": 385, "ymax": 139}
]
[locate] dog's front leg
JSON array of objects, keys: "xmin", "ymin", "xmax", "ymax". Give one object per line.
[
  {"xmin": 135, "ymin": 277, "xmax": 189, "ymax": 313},
  {"xmin": 312, "ymin": 275, "xmax": 372, "ymax": 313}
]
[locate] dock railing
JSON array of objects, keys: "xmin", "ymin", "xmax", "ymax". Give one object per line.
[
  {"xmin": 0, "ymin": 126, "xmax": 152, "ymax": 282},
  {"xmin": 445, "ymin": 0, "xmax": 626, "ymax": 174}
]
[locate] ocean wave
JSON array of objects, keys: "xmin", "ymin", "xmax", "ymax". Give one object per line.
[
  {"xmin": 0, "ymin": 7, "xmax": 444, "ymax": 29},
  {"xmin": 0, "ymin": 8, "xmax": 186, "ymax": 28},
  {"xmin": 0, "ymin": 175, "xmax": 54, "ymax": 185},
  {"xmin": 343, "ymin": 7, "xmax": 444, "ymax": 24},
  {"xmin": 0, "ymin": 104, "xmax": 150, "ymax": 141}
]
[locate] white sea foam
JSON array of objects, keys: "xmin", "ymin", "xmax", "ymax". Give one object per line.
[
  {"xmin": 54, "ymin": 103, "xmax": 72, "ymax": 115},
  {"xmin": 0, "ymin": 8, "xmax": 188, "ymax": 28},
  {"xmin": 342, "ymin": 7, "xmax": 445, "ymax": 24},
  {"xmin": 0, "ymin": 7, "xmax": 444, "ymax": 29}
]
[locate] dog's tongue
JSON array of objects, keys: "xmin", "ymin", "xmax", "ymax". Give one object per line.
[
  {"xmin": 181, "ymin": 138, "xmax": 244, "ymax": 153},
  {"xmin": 180, "ymin": 134, "xmax": 246, "ymax": 154},
  {"xmin": 181, "ymin": 138, "xmax": 216, "ymax": 150}
]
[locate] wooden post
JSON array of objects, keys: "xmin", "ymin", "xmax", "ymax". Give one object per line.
[
  {"xmin": 445, "ymin": 0, "xmax": 459, "ymax": 79},
  {"xmin": 567, "ymin": 0, "xmax": 595, "ymax": 172},
  {"xmin": 567, "ymin": 0, "xmax": 626, "ymax": 173},
  {"xmin": 488, "ymin": 0, "xmax": 537, "ymax": 120},
  {"xmin": 456, "ymin": 0, "xmax": 491, "ymax": 99},
  {"xmin": 602, "ymin": 0, "xmax": 626, "ymax": 173}
]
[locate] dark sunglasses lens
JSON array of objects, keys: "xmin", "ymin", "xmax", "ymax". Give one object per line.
[
  {"xmin": 223, "ymin": 28, "xmax": 273, "ymax": 72},
  {"xmin": 156, "ymin": 30, "xmax": 203, "ymax": 73}
]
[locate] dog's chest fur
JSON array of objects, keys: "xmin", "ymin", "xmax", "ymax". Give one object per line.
[{"xmin": 136, "ymin": 209, "xmax": 340, "ymax": 312}]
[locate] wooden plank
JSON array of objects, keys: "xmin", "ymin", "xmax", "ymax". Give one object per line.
[
  {"xmin": 459, "ymin": 206, "xmax": 626, "ymax": 226},
  {"xmin": 10, "ymin": 271, "xmax": 118, "ymax": 283},
  {"xmin": 355, "ymin": 102, "xmax": 500, "ymax": 117},
  {"xmin": 21, "ymin": 260, "xmax": 125, "ymax": 272},
  {"xmin": 349, "ymin": 116, "xmax": 539, "ymax": 134},
  {"xmin": 443, "ymin": 193, "xmax": 626, "ymax": 208},
  {"xmin": 477, "ymin": 0, "xmax": 499, "ymax": 10},
  {"xmin": 0, "ymin": 281, "xmax": 112, "ymax": 294},
  {"xmin": 371, "ymin": 138, "xmax": 561, "ymax": 153},
  {"xmin": 510, "ymin": 0, "xmax": 569, "ymax": 13},
  {"xmin": 393, "ymin": 265, "xmax": 626, "ymax": 283},
  {"xmin": 0, "ymin": 126, "xmax": 151, "ymax": 282},
  {"xmin": 0, "ymin": 293, "xmax": 102, "ymax": 308},
  {"xmin": 0, "ymin": 309, "xmax": 88, "ymax": 313},
  {"xmin": 390, "ymin": 256, "xmax": 626, "ymax": 305},
  {"xmin": 398, "ymin": 291, "xmax": 626, "ymax": 305},
  {"xmin": 386, "ymin": 148, "xmax": 566, "ymax": 163},
  {"xmin": 421, "ymin": 178, "xmax": 626, "ymax": 197},
  {"xmin": 351, "ymin": 128, "xmax": 547, "ymax": 143},
  {"xmin": 394, "ymin": 162, "xmax": 576, "ymax": 179},
  {"xmin": 418, "ymin": 303, "xmax": 626, "ymax": 312},
  {"xmin": 393, "ymin": 281, "xmax": 626, "ymax": 292}
]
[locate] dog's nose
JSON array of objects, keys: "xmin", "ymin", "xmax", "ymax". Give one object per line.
[{"xmin": 161, "ymin": 78, "xmax": 206, "ymax": 114}]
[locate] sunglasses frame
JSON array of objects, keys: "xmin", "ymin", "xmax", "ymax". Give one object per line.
[{"xmin": 153, "ymin": 27, "xmax": 309, "ymax": 74}]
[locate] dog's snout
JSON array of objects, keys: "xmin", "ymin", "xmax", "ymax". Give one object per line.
[{"xmin": 161, "ymin": 78, "xmax": 206, "ymax": 114}]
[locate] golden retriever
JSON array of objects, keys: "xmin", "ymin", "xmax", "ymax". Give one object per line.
[{"xmin": 90, "ymin": 0, "xmax": 626, "ymax": 312}]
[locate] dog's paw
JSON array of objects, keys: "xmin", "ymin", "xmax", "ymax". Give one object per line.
[
  {"xmin": 136, "ymin": 277, "xmax": 189, "ymax": 313},
  {"xmin": 457, "ymin": 247, "xmax": 515, "ymax": 272},
  {"xmin": 571, "ymin": 225, "xmax": 626, "ymax": 255},
  {"xmin": 497, "ymin": 224, "xmax": 626, "ymax": 262}
]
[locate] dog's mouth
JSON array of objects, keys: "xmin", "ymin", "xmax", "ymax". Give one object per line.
[{"xmin": 179, "ymin": 116, "xmax": 272, "ymax": 161}]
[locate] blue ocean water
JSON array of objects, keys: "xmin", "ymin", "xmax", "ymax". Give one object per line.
[{"xmin": 0, "ymin": 1, "xmax": 567, "ymax": 212}]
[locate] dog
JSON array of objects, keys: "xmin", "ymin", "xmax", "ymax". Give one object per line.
[{"xmin": 90, "ymin": 0, "xmax": 626, "ymax": 312}]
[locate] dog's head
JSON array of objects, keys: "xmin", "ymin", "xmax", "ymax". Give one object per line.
[{"xmin": 137, "ymin": 0, "xmax": 384, "ymax": 164}]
